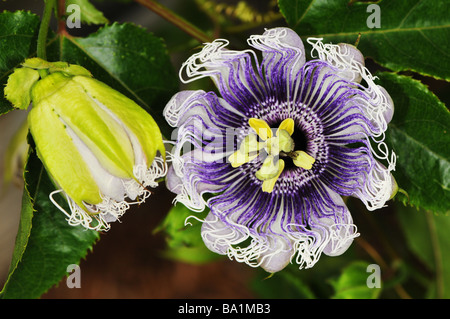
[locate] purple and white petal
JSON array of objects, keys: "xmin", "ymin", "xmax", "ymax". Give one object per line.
[
  {"xmin": 248, "ymin": 27, "xmax": 306, "ymax": 102},
  {"xmin": 307, "ymin": 38, "xmax": 394, "ymax": 136}
]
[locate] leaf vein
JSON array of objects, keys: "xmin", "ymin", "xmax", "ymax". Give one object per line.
[
  {"xmin": 302, "ymin": 24, "xmax": 450, "ymax": 38},
  {"xmin": 396, "ymin": 0, "xmax": 424, "ymax": 29}
]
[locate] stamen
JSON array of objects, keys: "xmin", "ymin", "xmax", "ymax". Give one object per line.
[
  {"xmin": 228, "ymin": 133, "xmax": 262, "ymax": 167},
  {"xmin": 230, "ymin": 118, "xmax": 305, "ymax": 193},
  {"xmin": 261, "ymin": 159, "xmax": 285, "ymax": 193},
  {"xmin": 292, "ymin": 151, "xmax": 315, "ymax": 170},
  {"xmin": 276, "ymin": 118, "xmax": 294, "ymax": 136},
  {"xmin": 255, "ymin": 155, "xmax": 281, "ymax": 180},
  {"xmin": 229, "ymin": 151, "xmax": 258, "ymax": 168},
  {"xmin": 249, "ymin": 118, "xmax": 272, "ymax": 140}
]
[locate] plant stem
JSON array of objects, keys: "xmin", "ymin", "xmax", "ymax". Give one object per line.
[
  {"xmin": 224, "ymin": 14, "xmax": 284, "ymax": 34},
  {"xmin": 57, "ymin": 0, "xmax": 69, "ymax": 37},
  {"xmin": 357, "ymin": 237, "xmax": 412, "ymax": 299},
  {"xmin": 134, "ymin": 0, "xmax": 213, "ymax": 43},
  {"xmin": 426, "ymin": 210, "xmax": 444, "ymax": 299},
  {"xmin": 37, "ymin": 0, "xmax": 56, "ymax": 61}
]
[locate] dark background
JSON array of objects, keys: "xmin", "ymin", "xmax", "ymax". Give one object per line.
[{"xmin": 42, "ymin": 186, "xmax": 256, "ymax": 298}]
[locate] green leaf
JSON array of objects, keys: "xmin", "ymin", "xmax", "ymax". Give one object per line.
[
  {"xmin": 279, "ymin": 0, "xmax": 450, "ymax": 80},
  {"xmin": 0, "ymin": 146, "xmax": 99, "ymax": 299},
  {"xmin": 156, "ymin": 204, "xmax": 221, "ymax": 264},
  {"xmin": 51, "ymin": 23, "xmax": 178, "ymax": 137},
  {"xmin": 330, "ymin": 261, "xmax": 381, "ymax": 299},
  {"xmin": 252, "ymin": 267, "xmax": 316, "ymax": 299},
  {"xmin": 376, "ymin": 72, "xmax": 450, "ymax": 214},
  {"xmin": 0, "ymin": 11, "xmax": 40, "ymax": 115},
  {"xmin": 396, "ymin": 202, "xmax": 450, "ymax": 298},
  {"xmin": 66, "ymin": 0, "xmax": 109, "ymax": 25},
  {"xmin": 0, "ymin": 183, "xmax": 34, "ymax": 297}
]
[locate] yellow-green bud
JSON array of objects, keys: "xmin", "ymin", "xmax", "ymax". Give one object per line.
[{"xmin": 5, "ymin": 58, "xmax": 166, "ymax": 231}]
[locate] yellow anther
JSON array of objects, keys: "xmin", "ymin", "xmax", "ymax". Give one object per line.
[
  {"xmin": 292, "ymin": 151, "xmax": 315, "ymax": 170},
  {"xmin": 228, "ymin": 134, "xmax": 262, "ymax": 167},
  {"xmin": 240, "ymin": 133, "xmax": 261, "ymax": 153},
  {"xmin": 249, "ymin": 118, "xmax": 272, "ymax": 141},
  {"xmin": 255, "ymin": 155, "xmax": 281, "ymax": 180},
  {"xmin": 261, "ymin": 159, "xmax": 285, "ymax": 193},
  {"xmin": 229, "ymin": 151, "xmax": 258, "ymax": 168},
  {"xmin": 277, "ymin": 118, "xmax": 295, "ymax": 136}
]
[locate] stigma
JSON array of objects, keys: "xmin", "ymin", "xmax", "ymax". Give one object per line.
[{"xmin": 228, "ymin": 118, "xmax": 316, "ymax": 193}]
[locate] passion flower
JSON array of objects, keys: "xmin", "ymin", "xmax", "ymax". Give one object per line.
[{"xmin": 164, "ymin": 28, "xmax": 397, "ymax": 273}]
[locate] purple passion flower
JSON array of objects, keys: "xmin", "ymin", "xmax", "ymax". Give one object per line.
[{"xmin": 163, "ymin": 28, "xmax": 396, "ymax": 273}]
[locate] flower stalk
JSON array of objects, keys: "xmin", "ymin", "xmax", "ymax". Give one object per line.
[
  {"xmin": 37, "ymin": 0, "xmax": 56, "ymax": 62},
  {"xmin": 134, "ymin": 0, "xmax": 213, "ymax": 43}
]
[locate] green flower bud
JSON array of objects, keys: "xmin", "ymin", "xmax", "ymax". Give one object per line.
[{"xmin": 5, "ymin": 58, "xmax": 166, "ymax": 231}]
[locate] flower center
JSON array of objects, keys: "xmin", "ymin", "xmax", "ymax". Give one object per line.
[{"xmin": 228, "ymin": 118, "xmax": 316, "ymax": 193}]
